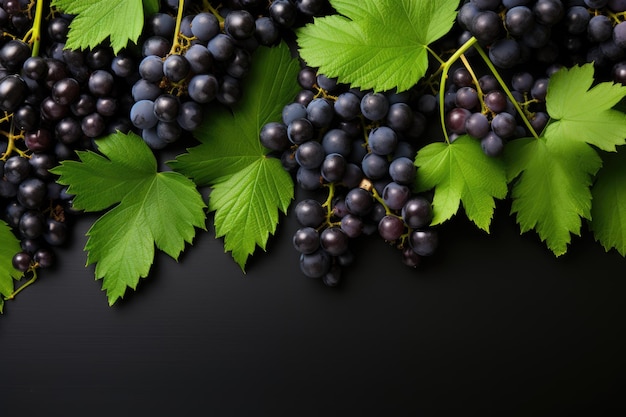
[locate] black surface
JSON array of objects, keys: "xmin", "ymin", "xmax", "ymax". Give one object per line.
[{"xmin": 2, "ymin": 189, "xmax": 626, "ymax": 416}]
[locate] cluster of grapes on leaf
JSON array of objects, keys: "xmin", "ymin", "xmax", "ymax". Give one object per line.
[
  {"xmin": 260, "ymin": 0, "xmax": 626, "ymax": 286},
  {"xmin": 0, "ymin": 0, "xmax": 331, "ymax": 300},
  {"xmin": 260, "ymin": 66, "xmax": 439, "ymax": 286},
  {"xmin": 1, "ymin": 0, "xmax": 138, "ymax": 285},
  {"xmin": 130, "ymin": 0, "xmax": 332, "ymax": 149}
]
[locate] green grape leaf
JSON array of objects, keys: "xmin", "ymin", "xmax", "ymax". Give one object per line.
[
  {"xmin": 505, "ymin": 63, "xmax": 626, "ymax": 256},
  {"xmin": 413, "ymin": 135, "xmax": 508, "ymax": 232},
  {"xmin": 545, "ymin": 64, "xmax": 626, "ymax": 152},
  {"xmin": 589, "ymin": 150, "xmax": 626, "ymax": 256},
  {"xmin": 51, "ymin": 132, "xmax": 207, "ymax": 306},
  {"xmin": 170, "ymin": 42, "xmax": 300, "ymax": 270},
  {"xmin": 50, "ymin": 0, "xmax": 145, "ymax": 54},
  {"xmin": 296, "ymin": 0, "xmax": 458, "ymax": 92},
  {"xmin": 505, "ymin": 138, "xmax": 602, "ymax": 256},
  {"xmin": 0, "ymin": 220, "xmax": 22, "ymax": 313}
]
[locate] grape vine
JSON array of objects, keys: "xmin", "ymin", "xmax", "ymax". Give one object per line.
[{"xmin": 2, "ymin": 0, "xmax": 626, "ymax": 310}]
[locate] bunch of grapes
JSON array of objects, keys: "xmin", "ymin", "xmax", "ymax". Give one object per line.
[
  {"xmin": 1, "ymin": 3, "xmax": 134, "ymax": 278},
  {"xmin": 457, "ymin": 0, "xmax": 626, "ymax": 83},
  {"xmin": 259, "ymin": 66, "xmax": 439, "ymax": 286},
  {"xmin": 129, "ymin": 0, "xmax": 332, "ymax": 149}
]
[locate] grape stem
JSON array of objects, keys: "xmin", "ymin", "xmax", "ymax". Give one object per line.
[
  {"xmin": 22, "ymin": 0, "xmax": 45, "ymax": 57},
  {"xmin": 438, "ymin": 36, "xmax": 478, "ymax": 144},
  {"xmin": 168, "ymin": 0, "xmax": 188, "ymax": 56},
  {"xmin": 0, "ymin": 118, "xmax": 28, "ymax": 161},
  {"xmin": 473, "ymin": 42, "xmax": 539, "ymax": 139},
  {"xmin": 437, "ymin": 35, "xmax": 540, "ymax": 143},
  {"xmin": 3, "ymin": 268, "xmax": 38, "ymax": 301}
]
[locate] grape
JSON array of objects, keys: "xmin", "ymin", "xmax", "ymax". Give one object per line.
[
  {"xmin": 321, "ymin": 128, "xmax": 351, "ymax": 156},
  {"xmin": 533, "ymin": 0, "xmax": 564, "ymax": 26},
  {"xmin": 484, "ymin": 90, "xmax": 508, "ymax": 113},
  {"xmin": 44, "ymin": 219, "xmax": 68, "ymax": 246},
  {"xmin": 505, "ymin": 6, "xmax": 534, "ymax": 37},
  {"xmin": 295, "ymin": 199, "xmax": 326, "ymax": 227},
  {"xmin": 190, "ymin": 12, "xmax": 221, "ymax": 41},
  {"xmin": 386, "ymin": 102, "xmax": 414, "ymax": 132},
  {"xmin": 153, "ymin": 94, "xmax": 180, "ymax": 123},
  {"xmin": 334, "ymin": 91, "xmax": 361, "ymax": 120},
  {"xmin": 130, "ymin": 99, "xmax": 158, "ymax": 129},
  {"xmin": 340, "ymin": 214, "xmax": 364, "ymax": 238},
  {"xmin": 470, "ymin": 10, "xmax": 503, "ymax": 45},
  {"xmin": 33, "ymin": 247, "xmax": 55, "ymax": 269},
  {"xmin": 321, "ymin": 153, "xmax": 347, "ymax": 182},
  {"xmin": 177, "ymin": 100, "xmax": 203, "ymax": 131},
  {"xmin": 614, "ymin": 22, "xmax": 626, "ymax": 49},
  {"xmin": 360, "ymin": 92, "xmax": 389, "ymax": 121},
  {"xmin": 81, "ymin": 112, "xmax": 106, "ymax": 138},
  {"xmin": 156, "ymin": 121, "xmax": 181, "ymax": 144},
  {"xmin": 17, "ymin": 177, "xmax": 47, "ymax": 209},
  {"xmin": 270, "ymin": 0, "xmax": 298, "ymax": 27},
  {"xmin": 382, "ymin": 182, "xmax": 410, "ymax": 211},
  {"xmin": 320, "ymin": 227, "xmax": 349, "ymax": 256},
  {"xmin": 87, "ymin": 69, "xmax": 114, "ymax": 97},
  {"xmin": 282, "ymin": 102, "xmax": 308, "ymax": 125},
  {"xmin": 287, "ymin": 118, "xmax": 315, "ymax": 144},
  {"xmin": 148, "ymin": 12, "xmax": 176, "ymax": 38},
  {"xmin": 255, "ymin": 16, "xmax": 280, "ymax": 46},
  {"xmin": 361, "ymin": 153, "xmax": 389, "ymax": 180},
  {"xmin": 299, "ymin": 249, "xmax": 331, "ymax": 278},
  {"xmin": 564, "ymin": 6, "xmax": 591, "ymax": 35},
  {"xmin": 296, "ymin": 167, "xmax": 322, "ymax": 190},
  {"xmin": 409, "ymin": 229, "xmax": 438, "ymax": 256},
  {"xmin": 19, "ymin": 210, "xmax": 45, "ymax": 239},
  {"xmin": 187, "ymin": 74, "xmax": 219, "ymax": 103},
  {"xmin": 446, "ymin": 107, "xmax": 471, "ymax": 134},
  {"xmin": 368, "ymin": 126, "xmax": 398, "ymax": 156},
  {"xmin": 306, "ymin": 97, "xmax": 334, "ymax": 128},
  {"xmin": 184, "ymin": 44, "xmax": 213, "ymax": 74},
  {"xmin": 402, "ymin": 196, "xmax": 432, "ymax": 229},
  {"xmin": 0, "ymin": 74, "xmax": 28, "ymax": 111},
  {"xmin": 455, "ymin": 86, "xmax": 479, "ymax": 110},
  {"xmin": 163, "ymin": 54, "xmax": 190, "ymax": 83},
  {"xmin": 295, "ymin": 140, "xmax": 325, "ymax": 169},
  {"xmin": 378, "ymin": 215, "xmax": 406, "ymax": 242},
  {"xmin": 588, "ymin": 15, "xmax": 613, "ymax": 43},
  {"xmin": 465, "ymin": 112, "xmax": 490, "ymax": 139},
  {"xmin": 139, "ymin": 55, "xmax": 164, "ymax": 82},
  {"xmin": 207, "ymin": 34, "xmax": 236, "ymax": 61},
  {"xmin": 51, "ymin": 77, "xmax": 80, "ymax": 105},
  {"xmin": 260, "ymin": 121, "xmax": 289, "ymax": 152},
  {"xmin": 345, "ymin": 187, "xmax": 373, "ymax": 216},
  {"xmin": 12, "ymin": 251, "xmax": 32, "ymax": 272},
  {"xmin": 488, "ymin": 38, "xmax": 521, "ymax": 69},
  {"xmin": 491, "ymin": 112, "xmax": 517, "ymax": 138},
  {"xmin": 480, "ymin": 131, "xmax": 505, "ymax": 157},
  {"xmin": 293, "ymin": 227, "xmax": 320, "ymax": 254},
  {"xmin": 388, "ymin": 157, "xmax": 416, "ymax": 185},
  {"xmin": 224, "ymin": 9, "xmax": 256, "ymax": 40}
]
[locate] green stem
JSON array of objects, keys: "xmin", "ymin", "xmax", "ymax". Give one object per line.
[
  {"xmin": 473, "ymin": 42, "xmax": 540, "ymax": 139},
  {"xmin": 168, "ymin": 0, "xmax": 187, "ymax": 55},
  {"xmin": 30, "ymin": 0, "xmax": 44, "ymax": 57},
  {"xmin": 439, "ymin": 36, "xmax": 478, "ymax": 144},
  {"xmin": 4, "ymin": 269, "xmax": 38, "ymax": 300}
]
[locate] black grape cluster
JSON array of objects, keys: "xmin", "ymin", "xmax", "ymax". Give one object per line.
[
  {"xmin": 260, "ymin": 66, "xmax": 439, "ymax": 286},
  {"xmin": 130, "ymin": 0, "xmax": 332, "ymax": 149},
  {"xmin": 458, "ymin": 0, "xmax": 626, "ymax": 83},
  {"xmin": 1, "ymin": 5, "xmax": 134, "ymax": 275},
  {"xmin": 427, "ymin": 64, "xmax": 551, "ymax": 157}
]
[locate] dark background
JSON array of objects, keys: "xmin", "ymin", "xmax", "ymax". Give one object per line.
[{"xmin": 1, "ymin": 186, "xmax": 626, "ymax": 416}]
